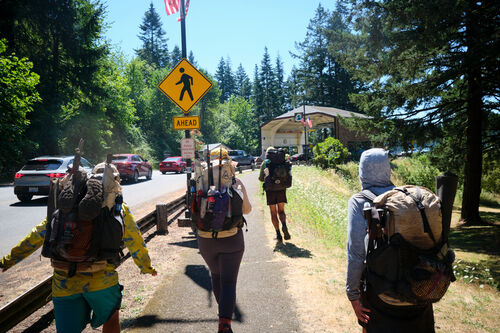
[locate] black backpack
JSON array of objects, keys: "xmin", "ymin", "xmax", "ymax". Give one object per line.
[
  {"xmin": 264, "ymin": 149, "xmax": 292, "ymax": 191},
  {"xmin": 42, "ymin": 174, "xmax": 124, "ymax": 275}
]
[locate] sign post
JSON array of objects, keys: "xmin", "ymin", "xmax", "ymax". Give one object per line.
[{"xmin": 157, "ymin": 0, "xmax": 212, "ymax": 224}]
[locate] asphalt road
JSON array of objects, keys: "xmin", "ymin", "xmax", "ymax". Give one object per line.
[{"xmin": 0, "ymin": 170, "xmax": 187, "ymax": 256}]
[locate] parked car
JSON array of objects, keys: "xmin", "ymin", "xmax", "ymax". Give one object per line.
[
  {"xmin": 228, "ymin": 150, "xmax": 254, "ymax": 166},
  {"xmin": 289, "ymin": 153, "xmax": 306, "ymax": 162},
  {"xmin": 159, "ymin": 156, "xmax": 187, "ymax": 174},
  {"xmin": 13, "ymin": 156, "xmax": 94, "ymax": 202},
  {"xmin": 111, "ymin": 154, "xmax": 152, "ymax": 183}
]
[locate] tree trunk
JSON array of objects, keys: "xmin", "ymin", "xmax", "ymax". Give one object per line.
[{"xmin": 461, "ymin": 3, "xmax": 483, "ymax": 225}]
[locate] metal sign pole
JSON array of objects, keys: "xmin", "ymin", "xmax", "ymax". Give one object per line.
[{"xmin": 180, "ymin": 0, "xmax": 191, "ymax": 219}]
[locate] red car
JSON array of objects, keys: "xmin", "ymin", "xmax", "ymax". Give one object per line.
[
  {"xmin": 111, "ymin": 154, "xmax": 152, "ymax": 183},
  {"xmin": 160, "ymin": 156, "xmax": 187, "ymax": 174}
]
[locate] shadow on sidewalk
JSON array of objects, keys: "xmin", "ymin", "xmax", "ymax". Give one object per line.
[
  {"xmin": 273, "ymin": 242, "xmax": 313, "ymax": 258},
  {"xmin": 122, "ymin": 315, "xmax": 218, "ymax": 328},
  {"xmin": 184, "ymin": 264, "xmax": 244, "ymax": 323}
]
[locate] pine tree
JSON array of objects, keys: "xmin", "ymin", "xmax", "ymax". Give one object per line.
[
  {"xmin": 258, "ymin": 47, "xmax": 278, "ymax": 123},
  {"xmin": 170, "ymin": 45, "xmax": 182, "ymax": 66},
  {"xmin": 336, "ymin": 0, "xmax": 500, "ymax": 225},
  {"xmin": 274, "ymin": 55, "xmax": 286, "ymax": 114},
  {"xmin": 292, "ymin": 4, "xmax": 356, "ymax": 109},
  {"xmin": 235, "ymin": 64, "xmax": 252, "ymax": 100},
  {"xmin": 136, "ymin": 2, "xmax": 169, "ymax": 68}
]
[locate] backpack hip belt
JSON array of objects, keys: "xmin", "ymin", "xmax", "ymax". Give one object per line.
[{"xmin": 51, "ymin": 259, "xmax": 108, "ymax": 273}]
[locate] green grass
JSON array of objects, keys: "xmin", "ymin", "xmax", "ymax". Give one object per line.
[{"xmin": 286, "ymin": 166, "xmax": 352, "ymax": 249}]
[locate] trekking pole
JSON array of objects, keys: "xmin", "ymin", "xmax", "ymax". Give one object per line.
[
  {"xmin": 218, "ymin": 148, "xmax": 222, "ymax": 191},
  {"xmin": 72, "ymin": 139, "xmax": 85, "ymax": 204}
]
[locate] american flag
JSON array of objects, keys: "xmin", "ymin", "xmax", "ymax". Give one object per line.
[
  {"xmin": 164, "ymin": 0, "xmax": 190, "ymax": 20},
  {"xmin": 164, "ymin": 0, "xmax": 179, "ymax": 15},
  {"xmin": 307, "ymin": 116, "xmax": 312, "ymax": 128}
]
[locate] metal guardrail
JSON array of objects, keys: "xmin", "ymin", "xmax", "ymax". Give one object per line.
[{"xmin": 0, "ymin": 195, "xmax": 187, "ymax": 333}]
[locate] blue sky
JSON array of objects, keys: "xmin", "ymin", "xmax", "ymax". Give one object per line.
[{"xmin": 103, "ymin": 0, "xmax": 336, "ymax": 79}]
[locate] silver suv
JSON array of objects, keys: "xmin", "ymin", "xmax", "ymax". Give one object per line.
[{"xmin": 13, "ymin": 156, "xmax": 94, "ymax": 202}]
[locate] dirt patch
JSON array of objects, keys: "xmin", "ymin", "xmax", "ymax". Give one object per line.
[{"xmin": 2, "ymin": 188, "xmax": 193, "ymax": 332}]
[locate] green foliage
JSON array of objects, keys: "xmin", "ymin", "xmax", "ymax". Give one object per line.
[
  {"xmin": 392, "ymin": 154, "xmax": 441, "ymax": 192},
  {"xmin": 136, "ymin": 3, "xmax": 169, "ymax": 68},
  {"xmin": 0, "ymin": 38, "xmax": 41, "ymax": 174},
  {"xmin": 312, "ymin": 137, "xmax": 349, "ymax": 169}
]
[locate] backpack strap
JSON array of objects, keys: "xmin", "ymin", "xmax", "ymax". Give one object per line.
[
  {"xmin": 395, "ymin": 187, "xmax": 436, "ymax": 245},
  {"xmin": 360, "ymin": 189, "xmax": 377, "ymax": 203}
]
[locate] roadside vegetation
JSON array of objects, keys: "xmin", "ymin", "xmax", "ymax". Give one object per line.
[{"xmin": 272, "ymin": 157, "xmax": 499, "ymax": 332}]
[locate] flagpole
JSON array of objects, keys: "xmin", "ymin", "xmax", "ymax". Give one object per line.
[
  {"xmin": 303, "ymin": 104, "xmax": 308, "ymax": 162},
  {"xmin": 180, "ymin": 0, "xmax": 192, "ymax": 219}
]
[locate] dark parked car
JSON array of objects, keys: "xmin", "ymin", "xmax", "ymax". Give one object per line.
[
  {"xmin": 289, "ymin": 153, "xmax": 306, "ymax": 162},
  {"xmin": 14, "ymin": 156, "xmax": 94, "ymax": 202},
  {"xmin": 228, "ymin": 150, "xmax": 254, "ymax": 166},
  {"xmin": 159, "ymin": 156, "xmax": 187, "ymax": 174},
  {"xmin": 111, "ymin": 154, "xmax": 152, "ymax": 183}
]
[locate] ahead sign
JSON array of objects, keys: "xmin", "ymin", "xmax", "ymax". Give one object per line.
[
  {"xmin": 158, "ymin": 58, "xmax": 213, "ymax": 114},
  {"xmin": 173, "ymin": 115, "xmax": 200, "ymax": 130}
]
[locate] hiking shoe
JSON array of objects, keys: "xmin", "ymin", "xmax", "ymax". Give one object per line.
[
  {"xmin": 78, "ymin": 178, "xmax": 103, "ymax": 221},
  {"xmin": 282, "ymin": 226, "xmax": 291, "ymax": 240},
  {"xmin": 218, "ymin": 324, "xmax": 233, "ymax": 333}
]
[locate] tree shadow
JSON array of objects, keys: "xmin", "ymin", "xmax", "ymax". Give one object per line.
[
  {"xmin": 479, "ymin": 210, "xmax": 500, "ymax": 225},
  {"xmin": 184, "ymin": 264, "xmax": 243, "ymax": 323},
  {"xmin": 273, "ymin": 242, "xmax": 313, "ymax": 258},
  {"xmin": 449, "ymin": 225, "xmax": 500, "ymax": 256},
  {"xmin": 479, "ymin": 197, "xmax": 500, "ymax": 209}
]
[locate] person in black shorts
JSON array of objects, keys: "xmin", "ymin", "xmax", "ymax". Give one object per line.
[{"xmin": 258, "ymin": 147, "xmax": 291, "ymax": 242}]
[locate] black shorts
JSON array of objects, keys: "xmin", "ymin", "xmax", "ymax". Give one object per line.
[
  {"xmin": 359, "ymin": 287, "xmax": 435, "ymax": 333},
  {"xmin": 265, "ymin": 190, "xmax": 287, "ymax": 205}
]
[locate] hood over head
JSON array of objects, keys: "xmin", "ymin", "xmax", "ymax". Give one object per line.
[{"xmin": 359, "ymin": 148, "xmax": 393, "ymax": 190}]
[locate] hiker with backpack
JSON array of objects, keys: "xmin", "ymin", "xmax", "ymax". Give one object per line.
[
  {"xmin": 258, "ymin": 146, "xmax": 292, "ymax": 242},
  {"xmin": 0, "ymin": 157, "xmax": 157, "ymax": 333},
  {"xmin": 346, "ymin": 148, "xmax": 457, "ymax": 332},
  {"xmin": 192, "ymin": 147, "xmax": 252, "ymax": 333}
]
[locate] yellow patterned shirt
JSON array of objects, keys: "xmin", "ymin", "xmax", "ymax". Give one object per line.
[{"xmin": 0, "ymin": 204, "xmax": 156, "ymax": 297}]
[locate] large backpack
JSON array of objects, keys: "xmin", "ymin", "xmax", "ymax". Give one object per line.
[
  {"xmin": 264, "ymin": 148, "xmax": 292, "ymax": 191},
  {"xmin": 191, "ymin": 158, "xmax": 246, "ymax": 236},
  {"xmin": 362, "ymin": 185, "xmax": 456, "ymax": 305},
  {"xmin": 42, "ymin": 167, "xmax": 124, "ymax": 276}
]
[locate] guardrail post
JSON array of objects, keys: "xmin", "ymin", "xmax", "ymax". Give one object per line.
[
  {"xmin": 238, "ymin": 166, "xmax": 242, "ymax": 174},
  {"xmin": 156, "ymin": 204, "xmax": 169, "ymax": 235}
]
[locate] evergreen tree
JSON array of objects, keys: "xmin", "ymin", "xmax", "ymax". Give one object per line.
[
  {"xmin": 188, "ymin": 51, "xmax": 197, "ymax": 66},
  {"xmin": 336, "ymin": 0, "xmax": 500, "ymax": 225},
  {"xmin": 215, "ymin": 57, "xmax": 236, "ymax": 103},
  {"xmin": 275, "ymin": 55, "xmax": 286, "ymax": 114},
  {"xmin": 136, "ymin": 2, "xmax": 169, "ymax": 69},
  {"xmin": 257, "ymin": 47, "xmax": 278, "ymax": 123},
  {"xmin": 292, "ymin": 4, "xmax": 356, "ymax": 109},
  {"xmin": 170, "ymin": 45, "xmax": 182, "ymax": 65},
  {"xmin": 235, "ymin": 63, "xmax": 252, "ymax": 100}
]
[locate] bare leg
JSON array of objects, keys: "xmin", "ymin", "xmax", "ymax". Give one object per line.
[
  {"xmin": 269, "ymin": 204, "xmax": 280, "ymax": 230},
  {"xmin": 103, "ymin": 310, "xmax": 120, "ymax": 333},
  {"xmin": 278, "ymin": 202, "xmax": 290, "ymax": 239}
]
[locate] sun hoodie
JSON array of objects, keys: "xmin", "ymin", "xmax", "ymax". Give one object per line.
[
  {"xmin": 0, "ymin": 204, "xmax": 156, "ymax": 297},
  {"xmin": 346, "ymin": 148, "xmax": 394, "ymax": 301}
]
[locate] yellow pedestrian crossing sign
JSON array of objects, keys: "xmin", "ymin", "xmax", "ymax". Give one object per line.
[{"xmin": 158, "ymin": 58, "xmax": 213, "ymax": 114}]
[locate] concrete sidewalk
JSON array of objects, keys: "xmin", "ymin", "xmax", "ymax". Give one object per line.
[{"xmin": 126, "ymin": 172, "xmax": 302, "ymax": 333}]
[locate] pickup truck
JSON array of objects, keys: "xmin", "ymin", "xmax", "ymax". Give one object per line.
[{"xmin": 228, "ymin": 150, "xmax": 254, "ymax": 166}]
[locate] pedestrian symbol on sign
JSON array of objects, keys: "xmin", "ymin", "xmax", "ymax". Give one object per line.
[
  {"xmin": 176, "ymin": 68, "xmax": 194, "ymax": 101},
  {"xmin": 157, "ymin": 58, "xmax": 213, "ymax": 114}
]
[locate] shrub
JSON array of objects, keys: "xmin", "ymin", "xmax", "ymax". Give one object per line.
[
  {"xmin": 392, "ymin": 154, "xmax": 441, "ymax": 191},
  {"xmin": 312, "ymin": 137, "xmax": 349, "ymax": 169}
]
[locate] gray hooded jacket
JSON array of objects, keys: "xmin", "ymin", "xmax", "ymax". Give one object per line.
[{"xmin": 346, "ymin": 148, "xmax": 394, "ymax": 301}]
